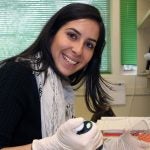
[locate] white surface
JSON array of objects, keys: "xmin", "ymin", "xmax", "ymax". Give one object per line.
[{"xmin": 97, "ymin": 117, "xmax": 150, "ymax": 131}]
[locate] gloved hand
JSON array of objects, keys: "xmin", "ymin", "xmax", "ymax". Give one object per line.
[{"xmin": 32, "ymin": 117, "xmax": 103, "ymax": 150}]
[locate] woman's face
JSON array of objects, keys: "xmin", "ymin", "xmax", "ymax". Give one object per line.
[{"xmin": 51, "ymin": 19, "xmax": 100, "ymax": 77}]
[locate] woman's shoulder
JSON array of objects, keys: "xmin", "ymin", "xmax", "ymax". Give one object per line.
[
  {"xmin": 0, "ymin": 61, "xmax": 32, "ymax": 74},
  {"xmin": 0, "ymin": 61, "xmax": 34, "ymax": 80},
  {"xmin": 0, "ymin": 61, "xmax": 38, "ymax": 103},
  {"xmin": 0, "ymin": 61, "xmax": 35, "ymax": 86}
]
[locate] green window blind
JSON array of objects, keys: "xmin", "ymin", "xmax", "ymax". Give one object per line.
[
  {"xmin": 92, "ymin": 0, "xmax": 111, "ymax": 73},
  {"xmin": 120, "ymin": 0, "xmax": 137, "ymax": 65},
  {"xmin": 0, "ymin": 0, "xmax": 111, "ymax": 73}
]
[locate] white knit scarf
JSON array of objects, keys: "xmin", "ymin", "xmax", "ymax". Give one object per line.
[
  {"xmin": 15, "ymin": 55, "xmax": 75, "ymax": 138},
  {"xmin": 33, "ymin": 64, "xmax": 75, "ymax": 138}
]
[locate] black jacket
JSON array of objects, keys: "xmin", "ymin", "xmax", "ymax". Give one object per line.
[{"xmin": 0, "ymin": 62, "xmax": 42, "ymax": 148}]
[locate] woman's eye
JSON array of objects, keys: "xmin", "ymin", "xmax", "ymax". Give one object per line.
[
  {"xmin": 67, "ymin": 32, "xmax": 77, "ymax": 40},
  {"xmin": 86, "ymin": 42, "xmax": 95, "ymax": 50}
]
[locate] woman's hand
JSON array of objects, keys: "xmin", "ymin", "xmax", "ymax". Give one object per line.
[{"xmin": 32, "ymin": 117, "xmax": 103, "ymax": 150}]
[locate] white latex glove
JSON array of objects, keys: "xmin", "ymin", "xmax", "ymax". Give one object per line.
[{"xmin": 32, "ymin": 117, "xmax": 103, "ymax": 150}]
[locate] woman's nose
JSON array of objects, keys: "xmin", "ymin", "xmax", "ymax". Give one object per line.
[{"xmin": 72, "ymin": 42, "xmax": 83, "ymax": 55}]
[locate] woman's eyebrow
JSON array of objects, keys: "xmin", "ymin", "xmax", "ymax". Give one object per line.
[
  {"xmin": 67, "ymin": 28, "xmax": 81, "ymax": 35},
  {"xmin": 88, "ymin": 38, "xmax": 97, "ymax": 43},
  {"xmin": 67, "ymin": 28, "xmax": 97, "ymax": 43}
]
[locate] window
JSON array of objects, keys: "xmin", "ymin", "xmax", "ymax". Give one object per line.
[
  {"xmin": 0, "ymin": 0, "xmax": 111, "ymax": 73},
  {"xmin": 120, "ymin": 0, "xmax": 137, "ymax": 73}
]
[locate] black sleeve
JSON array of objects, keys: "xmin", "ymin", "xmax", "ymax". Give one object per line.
[{"xmin": 0, "ymin": 62, "xmax": 34, "ymax": 147}]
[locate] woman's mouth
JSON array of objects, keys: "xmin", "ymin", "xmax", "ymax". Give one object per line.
[{"xmin": 63, "ymin": 54, "xmax": 78, "ymax": 65}]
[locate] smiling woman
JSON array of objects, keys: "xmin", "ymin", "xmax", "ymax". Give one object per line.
[
  {"xmin": 51, "ymin": 19, "xmax": 99, "ymax": 76},
  {"xmin": 0, "ymin": 3, "xmax": 111, "ymax": 150}
]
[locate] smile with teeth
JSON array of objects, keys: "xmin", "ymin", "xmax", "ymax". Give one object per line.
[{"xmin": 63, "ymin": 54, "xmax": 78, "ymax": 65}]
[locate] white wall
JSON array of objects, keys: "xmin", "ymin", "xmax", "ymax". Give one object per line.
[{"xmin": 75, "ymin": 0, "xmax": 150, "ymax": 120}]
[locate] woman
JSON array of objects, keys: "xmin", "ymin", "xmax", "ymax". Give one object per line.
[{"xmin": 0, "ymin": 3, "xmax": 111, "ymax": 150}]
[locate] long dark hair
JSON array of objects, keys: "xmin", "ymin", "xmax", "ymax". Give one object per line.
[{"xmin": 1, "ymin": 3, "xmax": 112, "ymax": 113}]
